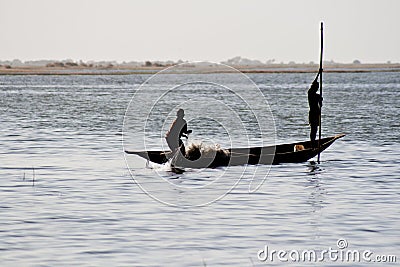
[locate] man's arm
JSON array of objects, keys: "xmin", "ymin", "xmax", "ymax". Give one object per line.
[
  {"xmin": 180, "ymin": 123, "xmax": 192, "ymax": 139},
  {"xmin": 314, "ymin": 68, "xmax": 323, "ymax": 82}
]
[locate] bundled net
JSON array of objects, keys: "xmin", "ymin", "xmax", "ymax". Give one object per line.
[{"xmin": 185, "ymin": 142, "xmax": 229, "ymax": 161}]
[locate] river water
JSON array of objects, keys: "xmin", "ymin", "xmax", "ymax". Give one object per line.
[{"xmin": 1, "ymin": 72, "xmax": 399, "ymax": 266}]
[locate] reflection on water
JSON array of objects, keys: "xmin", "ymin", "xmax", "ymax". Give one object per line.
[{"xmin": 0, "ymin": 73, "xmax": 399, "ymax": 266}]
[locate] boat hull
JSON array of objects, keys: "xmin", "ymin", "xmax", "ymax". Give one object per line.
[{"xmin": 125, "ymin": 134, "xmax": 345, "ymax": 168}]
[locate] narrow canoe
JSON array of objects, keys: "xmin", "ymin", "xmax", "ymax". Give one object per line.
[{"xmin": 125, "ymin": 134, "xmax": 345, "ymax": 168}]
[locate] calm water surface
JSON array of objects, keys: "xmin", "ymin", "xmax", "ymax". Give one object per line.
[{"xmin": 1, "ymin": 72, "xmax": 399, "ymax": 266}]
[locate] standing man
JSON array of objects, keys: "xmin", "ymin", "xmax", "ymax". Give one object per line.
[
  {"xmin": 165, "ymin": 109, "xmax": 192, "ymax": 155},
  {"xmin": 308, "ymin": 73, "xmax": 323, "ymax": 147}
]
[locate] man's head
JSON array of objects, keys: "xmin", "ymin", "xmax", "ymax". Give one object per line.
[
  {"xmin": 310, "ymin": 80, "xmax": 319, "ymax": 92},
  {"xmin": 177, "ymin": 108, "xmax": 184, "ymax": 118}
]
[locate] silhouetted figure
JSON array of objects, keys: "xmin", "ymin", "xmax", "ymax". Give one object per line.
[
  {"xmin": 308, "ymin": 75, "xmax": 323, "ymax": 147},
  {"xmin": 165, "ymin": 109, "xmax": 192, "ymax": 155}
]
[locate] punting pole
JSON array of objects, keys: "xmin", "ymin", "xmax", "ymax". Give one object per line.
[{"xmin": 317, "ymin": 22, "xmax": 324, "ymax": 164}]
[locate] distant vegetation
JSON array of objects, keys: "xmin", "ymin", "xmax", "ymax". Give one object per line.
[{"xmin": 0, "ymin": 57, "xmax": 398, "ymax": 71}]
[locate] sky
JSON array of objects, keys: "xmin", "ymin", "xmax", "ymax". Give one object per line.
[{"xmin": 1, "ymin": 0, "xmax": 399, "ymax": 63}]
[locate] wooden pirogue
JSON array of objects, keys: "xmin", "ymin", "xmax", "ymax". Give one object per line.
[{"xmin": 125, "ymin": 134, "xmax": 345, "ymax": 168}]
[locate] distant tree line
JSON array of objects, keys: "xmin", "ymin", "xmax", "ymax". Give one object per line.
[{"xmin": 45, "ymin": 61, "xmax": 114, "ymax": 68}]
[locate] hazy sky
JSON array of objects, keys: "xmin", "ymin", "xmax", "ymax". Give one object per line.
[{"xmin": 1, "ymin": 0, "xmax": 399, "ymax": 63}]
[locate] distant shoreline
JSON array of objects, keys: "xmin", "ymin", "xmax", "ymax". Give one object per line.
[{"xmin": 1, "ymin": 63, "xmax": 400, "ymax": 75}]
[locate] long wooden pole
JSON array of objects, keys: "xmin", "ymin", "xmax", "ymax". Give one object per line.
[{"xmin": 317, "ymin": 22, "xmax": 324, "ymax": 164}]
